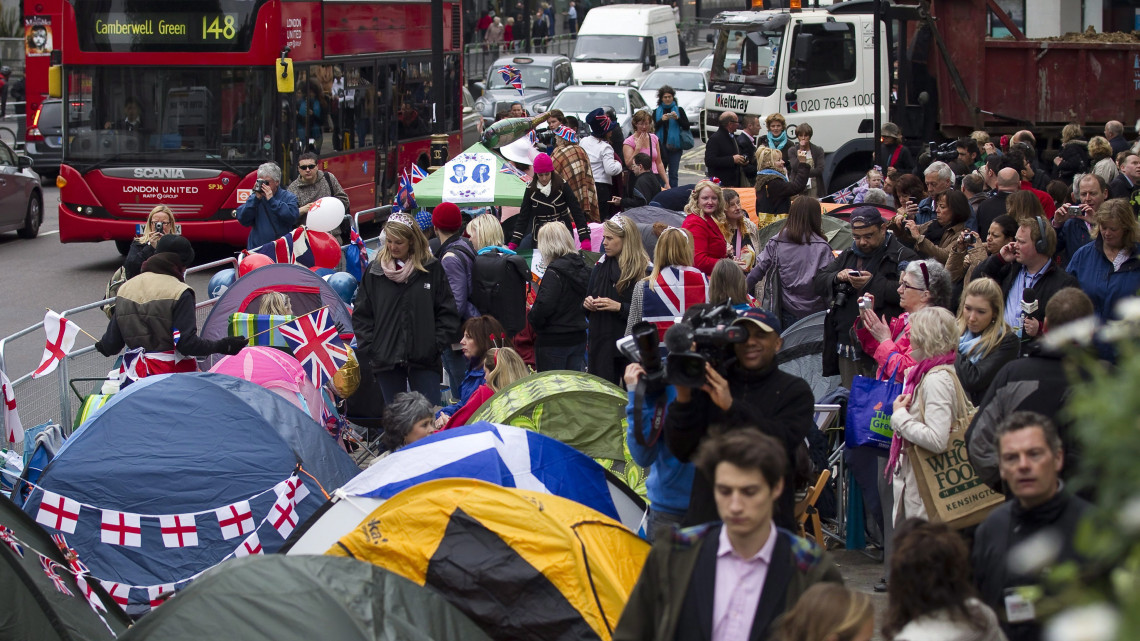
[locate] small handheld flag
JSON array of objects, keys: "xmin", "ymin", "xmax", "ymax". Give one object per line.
[
  {"xmin": 33, "ymin": 311, "xmax": 81, "ymax": 379},
  {"xmin": 278, "ymin": 308, "xmax": 350, "ymax": 387},
  {"xmin": 498, "ymin": 64, "xmax": 524, "ymax": 96}
]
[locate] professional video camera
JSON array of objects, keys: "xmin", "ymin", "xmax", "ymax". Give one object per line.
[
  {"xmin": 927, "ymin": 140, "xmax": 959, "ymax": 162},
  {"xmin": 534, "ymin": 126, "xmax": 556, "ymax": 148}
]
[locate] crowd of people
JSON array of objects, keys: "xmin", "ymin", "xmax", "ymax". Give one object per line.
[{"xmin": 91, "ymin": 102, "xmax": 1140, "ymax": 640}]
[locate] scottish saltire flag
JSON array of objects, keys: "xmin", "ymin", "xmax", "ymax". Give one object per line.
[
  {"xmin": 498, "ymin": 64, "xmax": 523, "ymax": 95},
  {"xmin": 278, "ymin": 308, "xmax": 349, "ymax": 387},
  {"xmin": 228, "ymin": 313, "xmax": 296, "ymax": 348},
  {"xmin": 339, "ymin": 422, "xmax": 623, "ymax": 522}
]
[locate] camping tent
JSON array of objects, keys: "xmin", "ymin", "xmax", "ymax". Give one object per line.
[
  {"xmin": 117, "ymin": 555, "xmax": 492, "ymax": 641},
  {"xmin": 755, "ymin": 213, "xmax": 854, "ymax": 253},
  {"xmin": 22, "ymin": 373, "xmax": 361, "ymax": 614},
  {"xmin": 329, "ymin": 478, "xmax": 650, "ymax": 641},
  {"xmin": 777, "ymin": 311, "xmax": 841, "ymax": 401},
  {"xmin": 609, "ymin": 205, "xmax": 686, "ymax": 257},
  {"xmin": 284, "ymin": 422, "xmax": 647, "ymax": 554},
  {"xmin": 208, "ymin": 347, "xmax": 325, "ymax": 425},
  {"xmin": 0, "ymin": 494, "xmax": 131, "ymax": 639},
  {"xmin": 199, "ymin": 263, "xmax": 354, "ymax": 369},
  {"xmin": 468, "ymin": 371, "xmax": 646, "ymax": 495},
  {"xmin": 413, "ymin": 143, "xmax": 530, "ymax": 207}
]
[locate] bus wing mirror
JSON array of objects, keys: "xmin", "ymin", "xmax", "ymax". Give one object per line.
[
  {"xmin": 48, "ymin": 65, "xmax": 61, "ymax": 98},
  {"xmin": 276, "ymin": 57, "xmax": 295, "ymax": 94}
]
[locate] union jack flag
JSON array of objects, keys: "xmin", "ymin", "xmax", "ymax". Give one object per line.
[
  {"xmin": 498, "ymin": 64, "xmax": 523, "ymax": 95},
  {"xmin": 41, "ymin": 556, "xmax": 73, "ymax": 596},
  {"xmin": 278, "ymin": 308, "xmax": 349, "ymax": 387},
  {"xmin": 172, "ymin": 329, "xmax": 181, "ymax": 346},
  {"xmin": 0, "ymin": 525, "xmax": 23, "ymax": 557},
  {"xmin": 830, "ymin": 184, "xmax": 855, "ymax": 204},
  {"xmin": 408, "ymin": 164, "xmax": 428, "ymax": 183},
  {"xmin": 51, "ymin": 533, "xmax": 89, "ymax": 576},
  {"xmin": 393, "ymin": 170, "xmax": 417, "ymax": 213},
  {"xmin": 118, "ymin": 347, "xmax": 149, "ymax": 387},
  {"xmin": 500, "ymin": 163, "xmax": 530, "ymax": 183}
]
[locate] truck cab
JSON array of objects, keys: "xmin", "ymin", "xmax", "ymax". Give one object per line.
[{"xmin": 703, "ymin": 6, "xmax": 887, "ymax": 193}]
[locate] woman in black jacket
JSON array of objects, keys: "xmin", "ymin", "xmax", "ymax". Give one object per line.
[
  {"xmin": 584, "ymin": 214, "xmax": 649, "ymax": 384},
  {"xmin": 353, "ymin": 212, "xmax": 460, "ymax": 405},
  {"xmin": 124, "ymin": 205, "xmax": 177, "ymax": 279},
  {"xmin": 1053, "ymin": 122, "xmax": 1090, "ymax": 185},
  {"xmin": 954, "ymin": 277, "xmax": 1019, "ymax": 404},
  {"xmin": 508, "ymin": 152, "xmax": 590, "ymax": 251},
  {"xmin": 529, "ymin": 221, "xmax": 590, "ymax": 372},
  {"xmin": 753, "ymin": 146, "xmax": 809, "ymax": 216}
]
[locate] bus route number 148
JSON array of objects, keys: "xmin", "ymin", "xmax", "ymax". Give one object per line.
[{"xmin": 203, "ymin": 15, "xmax": 237, "ymax": 40}]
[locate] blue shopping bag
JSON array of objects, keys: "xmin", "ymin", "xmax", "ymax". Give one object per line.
[{"xmin": 845, "ymin": 358, "xmax": 904, "ymax": 451}]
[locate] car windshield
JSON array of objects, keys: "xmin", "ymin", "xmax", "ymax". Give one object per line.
[
  {"xmin": 63, "ymin": 66, "xmax": 274, "ymax": 164},
  {"xmin": 552, "ymin": 91, "xmax": 629, "ymax": 114},
  {"xmin": 642, "ymin": 71, "xmax": 706, "ymax": 92},
  {"xmin": 710, "ymin": 29, "xmax": 784, "ymax": 85},
  {"xmin": 572, "ymin": 35, "xmax": 644, "ymax": 63},
  {"xmin": 488, "ymin": 64, "xmax": 552, "ymax": 91}
]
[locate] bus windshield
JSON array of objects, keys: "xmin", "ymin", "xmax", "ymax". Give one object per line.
[
  {"xmin": 64, "ymin": 66, "xmax": 274, "ymax": 165},
  {"xmin": 710, "ymin": 29, "xmax": 784, "ymax": 85},
  {"xmin": 573, "ymin": 35, "xmax": 645, "ymax": 63}
]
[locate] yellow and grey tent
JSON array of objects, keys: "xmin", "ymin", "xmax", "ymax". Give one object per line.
[
  {"xmin": 469, "ymin": 370, "xmax": 648, "ymax": 496},
  {"xmin": 328, "ymin": 478, "xmax": 650, "ymax": 641}
]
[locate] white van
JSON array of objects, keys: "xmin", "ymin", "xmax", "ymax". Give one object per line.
[{"xmin": 571, "ymin": 5, "xmax": 681, "ymax": 87}]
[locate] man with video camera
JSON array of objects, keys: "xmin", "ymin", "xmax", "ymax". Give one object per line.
[{"xmin": 662, "ymin": 307, "xmax": 814, "ymax": 531}]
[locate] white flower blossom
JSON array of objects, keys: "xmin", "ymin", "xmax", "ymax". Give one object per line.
[
  {"xmin": 1118, "ymin": 494, "xmax": 1140, "ymax": 535},
  {"xmin": 1041, "ymin": 316, "xmax": 1099, "ymax": 350},
  {"xmin": 1045, "ymin": 603, "xmax": 1119, "ymax": 641},
  {"xmin": 1114, "ymin": 296, "xmax": 1140, "ymax": 322},
  {"xmin": 1008, "ymin": 530, "xmax": 1062, "ymax": 576}
]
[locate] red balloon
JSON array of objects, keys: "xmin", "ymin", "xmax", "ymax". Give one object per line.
[
  {"xmin": 306, "ymin": 230, "xmax": 342, "ymax": 269},
  {"xmin": 238, "ymin": 253, "xmax": 273, "ymax": 277}
]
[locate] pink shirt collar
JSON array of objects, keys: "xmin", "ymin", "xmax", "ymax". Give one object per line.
[{"xmin": 717, "ymin": 520, "xmax": 777, "ymax": 563}]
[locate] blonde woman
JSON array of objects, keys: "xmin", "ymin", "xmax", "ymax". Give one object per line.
[
  {"xmin": 443, "ymin": 347, "xmax": 530, "ymax": 429},
  {"xmin": 623, "ymin": 109, "xmax": 669, "ymax": 189},
  {"xmin": 954, "ymin": 277, "xmax": 1017, "ymax": 404},
  {"xmin": 754, "ymin": 146, "xmax": 809, "ymax": 216},
  {"xmin": 528, "ymin": 222, "xmax": 590, "ymax": 371},
  {"xmin": 777, "ymin": 583, "xmax": 875, "ymax": 641},
  {"xmin": 467, "ymin": 213, "xmax": 505, "ymax": 251},
  {"xmin": 124, "ymin": 205, "xmax": 178, "ymax": 278},
  {"xmin": 353, "ymin": 212, "xmax": 460, "ymax": 404},
  {"xmin": 256, "ymin": 291, "xmax": 293, "ymax": 316},
  {"xmin": 722, "ymin": 188, "xmax": 758, "ymax": 271},
  {"xmin": 1053, "ymin": 122, "xmax": 1090, "ymax": 184},
  {"xmin": 585, "ymin": 214, "xmax": 650, "ymax": 384},
  {"xmin": 626, "ymin": 226, "xmax": 709, "ymax": 339},
  {"xmin": 681, "ymin": 178, "xmax": 728, "ymax": 275}
]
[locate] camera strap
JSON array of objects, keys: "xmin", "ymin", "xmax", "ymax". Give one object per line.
[{"xmin": 632, "ymin": 378, "xmax": 667, "ymax": 448}]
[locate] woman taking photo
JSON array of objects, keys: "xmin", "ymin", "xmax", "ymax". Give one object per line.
[
  {"xmin": 1066, "ymin": 198, "xmax": 1140, "ymax": 321},
  {"xmin": 444, "ymin": 347, "xmax": 530, "ymax": 429},
  {"xmin": 624, "ymin": 109, "xmax": 669, "ymax": 189},
  {"xmin": 754, "ymin": 146, "xmax": 810, "ymax": 217},
  {"xmin": 585, "ymin": 214, "xmax": 650, "ymax": 385},
  {"xmin": 955, "ymin": 278, "xmax": 1018, "ymax": 404},
  {"xmin": 947, "ymin": 214, "xmax": 1017, "ymax": 286},
  {"xmin": 508, "ymin": 152, "xmax": 590, "ymax": 251},
  {"xmin": 354, "ymin": 212, "xmax": 460, "ymax": 405},
  {"xmin": 723, "ymin": 189, "xmax": 759, "ymax": 271},
  {"xmin": 682, "ymin": 178, "xmax": 729, "ymax": 275},
  {"xmin": 626, "ymin": 227, "xmax": 709, "ymax": 339},
  {"xmin": 654, "ymin": 84, "xmax": 690, "ymax": 190},
  {"xmin": 890, "ymin": 173, "xmax": 926, "ymax": 221},
  {"xmin": 124, "ymin": 205, "xmax": 178, "ymax": 279},
  {"xmin": 900, "ymin": 189, "xmax": 972, "ymax": 265},
  {"xmin": 528, "ymin": 222, "xmax": 591, "ymax": 371},
  {"xmin": 436, "ymin": 315, "xmax": 512, "ymax": 425},
  {"xmin": 747, "ymin": 196, "xmax": 835, "ymax": 328},
  {"xmin": 888, "ymin": 307, "xmax": 969, "ymax": 523},
  {"xmin": 858, "ymin": 259, "xmax": 952, "ymax": 380},
  {"xmin": 885, "ymin": 519, "xmax": 1007, "ymax": 641},
  {"xmin": 783, "ymin": 123, "xmax": 825, "ymax": 199}
]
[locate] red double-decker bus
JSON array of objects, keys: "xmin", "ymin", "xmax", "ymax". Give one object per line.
[{"xmin": 56, "ymin": 0, "xmax": 463, "ymax": 251}]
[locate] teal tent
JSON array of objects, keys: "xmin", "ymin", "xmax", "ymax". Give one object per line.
[{"xmin": 413, "ymin": 143, "xmax": 529, "ymax": 207}]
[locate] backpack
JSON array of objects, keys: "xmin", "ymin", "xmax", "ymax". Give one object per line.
[
  {"xmin": 451, "ymin": 243, "xmax": 529, "ymax": 336},
  {"xmin": 102, "ymin": 265, "xmax": 127, "ymax": 318}
]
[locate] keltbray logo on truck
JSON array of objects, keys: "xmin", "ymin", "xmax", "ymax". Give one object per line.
[{"xmin": 713, "ymin": 94, "xmax": 749, "ymax": 111}]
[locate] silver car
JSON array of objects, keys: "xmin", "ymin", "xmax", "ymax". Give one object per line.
[
  {"xmin": 638, "ymin": 67, "xmax": 708, "ymax": 133},
  {"xmin": 0, "ymin": 139, "xmax": 43, "ymax": 239},
  {"xmin": 547, "ymin": 86, "xmax": 649, "ymax": 138}
]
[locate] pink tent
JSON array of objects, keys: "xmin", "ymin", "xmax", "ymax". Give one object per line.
[{"xmin": 208, "ymin": 347, "xmax": 325, "ymax": 424}]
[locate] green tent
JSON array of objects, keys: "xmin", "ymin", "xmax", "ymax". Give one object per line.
[
  {"xmin": 119, "ymin": 555, "xmax": 493, "ymax": 641},
  {"xmin": 413, "ymin": 143, "xmax": 529, "ymax": 207},
  {"xmin": 0, "ymin": 495, "xmax": 131, "ymax": 640},
  {"xmin": 755, "ymin": 214, "xmax": 853, "ymax": 252}
]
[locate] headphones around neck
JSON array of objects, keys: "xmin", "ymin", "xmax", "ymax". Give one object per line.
[{"xmin": 1034, "ymin": 216, "xmax": 1049, "ymax": 255}]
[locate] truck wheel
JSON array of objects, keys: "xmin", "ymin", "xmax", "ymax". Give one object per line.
[
  {"xmin": 16, "ymin": 197, "xmax": 41, "ymax": 239},
  {"xmin": 115, "ymin": 239, "xmax": 132, "ymax": 255}
]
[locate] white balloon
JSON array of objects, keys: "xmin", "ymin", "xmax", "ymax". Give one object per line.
[{"xmin": 307, "ymin": 197, "xmax": 346, "ymax": 233}]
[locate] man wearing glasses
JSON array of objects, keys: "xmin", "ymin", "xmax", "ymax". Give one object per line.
[
  {"xmin": 287, "ymin": 151, "xmax": 351, "ymax": 242},
  {"xmin": 703, "ymin": 111, "xmax": 748, "ymax": 188}
]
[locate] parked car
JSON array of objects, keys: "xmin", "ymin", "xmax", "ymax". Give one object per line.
[
  {"xmin": 698, "ymin": 53, "xmax": 714, "ymax": 70},
  {"xmin": 638, "ymin": 67, "xmax": 708, "ymax": 133},
  {"xmin": 461, "ymin": 86, "xmax": 483, "ymax": 147},
  {"xmin": 0, "ymin": 138, "xmax": 43, "ymax": 238},
  {"xmin": 25, "ymin": 97, "xmax": 65, "ymax": 180},
  {"xmin": 547, "ymin": 85, "xmax": 649, "ymax": 138},
  {"xmin": 474, "ymin": 55, "xmax": 574, "ymax": 126}
]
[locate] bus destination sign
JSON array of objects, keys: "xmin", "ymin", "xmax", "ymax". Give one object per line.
[{"xmin": 92, "ymin": 13, "xmax": 238, "ymax": 45}]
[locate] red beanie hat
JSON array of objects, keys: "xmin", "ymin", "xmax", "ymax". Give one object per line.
[
  {"xmin": 533, "ymin": 153, "xmax": 554, "ymax": 174},
  {"xmin": 431, "ymin": 201, "xmax": 462, "ymax": 232}
]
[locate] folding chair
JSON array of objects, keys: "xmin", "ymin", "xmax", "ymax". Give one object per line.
[{"xmin": 795, "ymin": 468, "xmax": 832, "ymax": 548}]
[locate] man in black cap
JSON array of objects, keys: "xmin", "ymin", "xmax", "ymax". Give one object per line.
[
  {"xmin": 97, "ymin": 235, "xmax": 247, "ymax": 376},
  {"xmin": 813, "ymin": 206, "xmax": 918, "ymax": 386}
]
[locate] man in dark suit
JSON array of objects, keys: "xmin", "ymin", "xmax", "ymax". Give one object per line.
[
  {"xmin": 704, "ymin": 111, "xmax": 747, "ymax": 188},
  {"xmin": 1109, "ymin": 151, "xmax": 1139, "ymax": 201},
  {"xmin": 735, "ymin": 115, "xmax": 761, "ymax": 187},
  {"xmin": 613, "ymin": 429, "xmax": 842, "ymax": 641}
]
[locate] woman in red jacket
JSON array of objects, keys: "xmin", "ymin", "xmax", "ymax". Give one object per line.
[{"xmin": 681, "ymin": 179, "xmax": 728, "ymax": 275}]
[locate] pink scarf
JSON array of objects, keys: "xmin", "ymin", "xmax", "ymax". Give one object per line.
[
  {"xmin": 885, "ymin": 350, "xmax": 956, "ymax": 478},
  {"xmin": 381, "ymin": 258, "xmax": 416, "ymax": 284}
]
